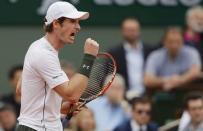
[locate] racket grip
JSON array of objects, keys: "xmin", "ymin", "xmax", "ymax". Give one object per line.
[
  {"xmin": 65, "ymin": 102, "xmax": 86, "ymax": 120},
  {"xmin": 66, "ymin": 112, "xmax": 73, "ymax": 120},
  {"xmin": 65, "ymin": 103, "xmax": 74, "ymax": 120}
]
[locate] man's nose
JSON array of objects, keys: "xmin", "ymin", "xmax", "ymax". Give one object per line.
[{"xmin": 75, "ymin": 23, "xmax": 81, "ymax": 32}]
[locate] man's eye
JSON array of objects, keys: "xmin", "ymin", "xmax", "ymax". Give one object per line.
[{"xmin": 70, "ymin": 19, "xmax": 76, "ymax": 23}]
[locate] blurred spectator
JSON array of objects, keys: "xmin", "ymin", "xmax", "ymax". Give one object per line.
[
  {"xmin": 75, "ymin": 109, "xmax": 96, "ymax": 131},
  {"xmin": 114, "ymin": 97, "xmax": 158, "ymax": 131},
  {"xmin": 0, "ymin": 102, "xmax": 17, "ymax": 131},
  {"xmin": 144, "ymin": 27, "xmax": 202, "ymax": 125},
  {"xmin": 87, "ymin": 74, "xmax": 130, "ymax": 131},
  {"xmin": 0, "ymin": 65, "xmax": 23, "ymax": 117},
  {"xmin": 108, "ymin": 18, "xmax": 153, "ymax": 96},
  {"xmin": 184, "ymin": 6, "xmax": 203, "ymax": 46},
  {"xmin": 144, "ymin": 27, "xmax": 201, "ymax": 91},
  {"xmin": 181, "ymin": 92, "xmax": 203, "ymax": 131},
  {"xmin": 178, "ymin": 111, "xmax": 190, "ymax": 131},
  {"xmin": 60, "ymin": 60, "xmax": 76, "ymax": 78},
  {"xmin": 184, "ymin": 6, "xmax": 203, "ymax": 69}
]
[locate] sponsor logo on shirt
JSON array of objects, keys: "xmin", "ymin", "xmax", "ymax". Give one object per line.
[{"xmin": 52, "ymin": 73, "xmax": 63, "ymax": 79}]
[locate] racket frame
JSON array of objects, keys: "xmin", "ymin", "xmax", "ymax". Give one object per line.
[{"xmin": 66, "ymin": 52, "xmax": 117, "ymax": 119}]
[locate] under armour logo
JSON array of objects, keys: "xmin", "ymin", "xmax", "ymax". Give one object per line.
[{"xmin": 82, "ymin": 64, "xmax": 90, "ymax": 70}]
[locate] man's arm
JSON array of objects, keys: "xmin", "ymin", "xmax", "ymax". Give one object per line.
[
  {"xmin": 180, "ymin": 48, "xmax": 202, "ymax": 84},
  {"xmin": 144, "ymin": 74, "xmax": 165, "ymax": 89},
  {"xmin": 54, "ymin": 38, "xmax": 99, "ymax": 102},
  {"xmin": 54, "ymin": 74, "xmax": 88, "ymax": 102},
  {"xmin": 174, "ymin": 65, "xmax": 201, "ymax": 87},
  {"xmin": 144, "ymin": 51, "xmax": 164, "ymax": 89},
  {"xmin": 167, "ymin": 48, "xmax": 202, "ymax": 88},
  {"xmin": 180, "ymin": 66, "xmax": 201, "ymax": 84}
]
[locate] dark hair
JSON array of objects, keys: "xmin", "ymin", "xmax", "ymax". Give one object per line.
[
  {"xmin": 130, "ymin": 97, "xmax": 151, "ymax": 110},
  {"xmin": 8, "ymin": 65, "xmax": 23, "ymax": 80},
  {"xmin": 44, "ymin": 17, "xmax": 67, "ymax": 32},
  {"xmin": 162, "ymin": 26, "xmax": 183, "ymax": 42},
  {"xmin": 184, "ymin": 92, "xmax": 203, "ymax": 109},
  {"xmin": 121, "ymin": 17, "xmax": 140, "ymax": 28}
]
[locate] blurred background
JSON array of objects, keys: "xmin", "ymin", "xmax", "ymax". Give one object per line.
[
  {"xmin": 0, "ymin": 0, "xmax": 203, "ymax": 131},
  {"xmin": 1, "ymin": 0, "xmax": 199, "ymax": 94}
]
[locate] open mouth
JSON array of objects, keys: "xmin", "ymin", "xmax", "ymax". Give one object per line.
[
  {"xmin": 70, "ymin": 32, "xmax": 75, "ymax": 36},
  {"xmin": 70, "ymin": 32, "xmax": 76, "ymax": 40}
]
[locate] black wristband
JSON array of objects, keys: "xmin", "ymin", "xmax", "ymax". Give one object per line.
[{"xmin": 78, "ymin": 53, "xmax": 96, "ymax": 78}]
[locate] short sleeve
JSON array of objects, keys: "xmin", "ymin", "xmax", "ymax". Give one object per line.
[
  {"xmin": 33, "ymin": 51, "xmax": 69, "ymax": 89},
  {"xmin": 145, "ymin": 51, "xmax": 159, "ymax": 75},
  {"xmin": 188, "ymin": 48, "xmax": 202, "ymax": 67}
]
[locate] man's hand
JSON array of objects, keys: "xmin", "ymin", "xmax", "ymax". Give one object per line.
[
  {"xmin": 163, "ymin": 75, "xmax": 183, "ymax": 91},
  {"xmin": 84, "ymin": 38, "xmax": 99, "ymax": 56},
  {"xmin": 61, "ymin": 101, "xmax": 87, "ymax": 116}
]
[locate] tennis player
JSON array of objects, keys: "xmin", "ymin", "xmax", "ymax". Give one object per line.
[{"xmin": 15, "ymin": 1, "xmax": 99, "ymax": 131}]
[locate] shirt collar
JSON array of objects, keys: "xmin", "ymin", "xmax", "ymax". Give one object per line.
[
  {"xmin": 123, "ymin": 41, "xmax": 143, "ymax": 52},
  {"xmin": 130, "ymin": 119, "xmax": 147, "ymax": 131},
  {"xmin": 164, "ymin": 46, "xmax": 184, "ymax": 61},
  {"xmin": 43, "ymin": 36, "xmax": 58, "ymax": 54},
  {"xmin": 188, "ymin": 120, "xmax": 203, "ymax": 131}
]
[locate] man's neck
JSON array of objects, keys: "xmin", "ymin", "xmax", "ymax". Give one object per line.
[
  {"xmin": 45, "ymin": 33, "xmax": 64, "ymax": 51},
  {"xmin": 191, "ymin": 120, "xmax": 202, "ymax": 129},
  {"xmin": 126, "ymin": 40, "xmax": 140, "ymax": 48},
  {"xmin": 131, "ymin": 117, "xmax": 143, "ymax": 126},
  {"xmin": 166, "ymin": 49, "xmax": 180, "ymax": 60},
  {"xmin": 131, "ymin": 118, "xmax": 146, "ymax": 131},
  {"xmin": 168, "ymin": 53, "xmax": 177, "ymax": 60}
]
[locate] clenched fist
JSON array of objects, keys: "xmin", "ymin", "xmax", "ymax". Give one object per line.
[{"xmin": 84, "ymin": 38, "xmax": 99, "ymax": 56}]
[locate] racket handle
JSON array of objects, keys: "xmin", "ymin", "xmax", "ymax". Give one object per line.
[
  {"xmin": 66, "ymin": 103, "xmax": 74, "ymax": 120},
  {"xmin": 66, "ymin": 112, "xmax": 73, "ymax": 120},
  {"xmin": 65, "ymin": 102, "xmax": 86, "ymax": 120}
]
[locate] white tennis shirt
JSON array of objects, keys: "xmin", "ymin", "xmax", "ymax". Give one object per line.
[{"xmin": 18, "ymin": 37, "xmax": 69, "ymax": 131}]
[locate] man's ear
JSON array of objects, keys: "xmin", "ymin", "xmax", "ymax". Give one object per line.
[{"xmin": 52, "ymin": 20, "xmax": 60, "ymax": 29}]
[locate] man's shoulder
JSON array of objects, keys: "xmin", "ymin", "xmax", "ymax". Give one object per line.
[
  {"xmin": 113, "ymin": 119, "xmax": 131, "ymax": 131},
  {"xmin": 148, "ymin": 122, "xmax": 158, "ymax": 131},
  {"xmin": 148, "ymin": 48, "xmax": 165, "ymax": 59},
  {"xmin": 26, "ymin": 37, "xmax": 56, "ymax": 59},
  {"xmin": 108, "ymin": 43, "xmax": 124, "ymax": 52},
  {"xmin": 27, "ymin": 38, "xmax": 44, "ymax": 54},
  {"xmin": 29, "ymin": 37, "xmax": 48, "ymax": 51},
  {"xmin": 24, "ymin": 42, "xmax": 57, "ymax": 71},
  {"xmin": 182, "ymin": 45, "xmax": 199, "ymax": 55}
]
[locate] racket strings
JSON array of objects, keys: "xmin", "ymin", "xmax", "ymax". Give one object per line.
[
  {"xmin": 87, "ymin": 62, "xmax": 113, "ymax": 91},
  {"xmin": 81, "ymin": 69, "xmax": 108, "ymax": 97},
  {"xmin": 80, "ymin": 57, "xmax": 114, "ymax": 99}
]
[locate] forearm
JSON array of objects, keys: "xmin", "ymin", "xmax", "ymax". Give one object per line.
[
  {"xmin": 54, "ymin": 38, "xmax": 99, "ymax": 102},
  {"xmin": 180, "ymin": 66, "xmax": 201, "ymax": 85},
  {"xmin": 144, "ymin": 74, "xmax": 164, "ymax": 89},
  {"xmin": 54, "ymin": 74, "xmax": 88, "ymax": 102},
  {"xmin": 54, "ymin": 54, "xmax": 95, "ymax": 102},
  {"xmin": 64, "ymin": 73, "xmax": 88, "ymax": 102},
  {"xmin": 64, "ymin": 54, "xmax": 96, "ymax": 101}
]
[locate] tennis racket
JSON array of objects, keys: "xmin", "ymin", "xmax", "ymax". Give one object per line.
[{"xmin": 66, "ymin": 52, "xmax": 117, "ymax": 120}]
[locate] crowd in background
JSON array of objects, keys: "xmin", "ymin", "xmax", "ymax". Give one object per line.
[{"xmin": 1, "ymin": 5, "xmax": 203, "ymax": 131}]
